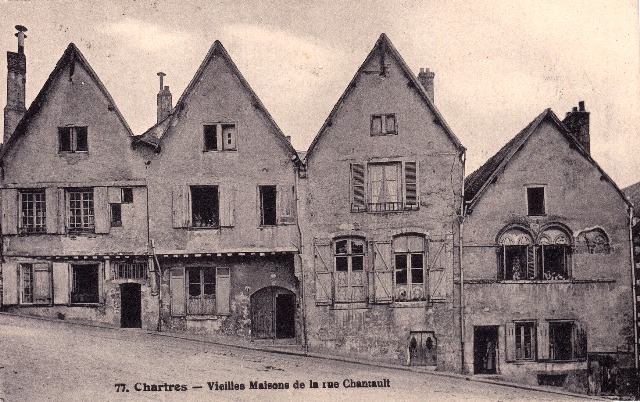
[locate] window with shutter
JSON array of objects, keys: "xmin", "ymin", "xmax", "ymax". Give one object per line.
[
  {"xmin": 277, "ymin": 185, "xmax": 295, "ymax": 225},
  {"xmin": 334, "ymin": 238, "xmax": 366, "ymax": 302},
  {"xmin": 404, "ymin": 162, "xmax": 418, "ymax": 210},
  {"xmin": 393, "ymin": 235, "xmax": 426, "ymax": 301},
  {"xmin": 19, "ymin": 190, "xmax": 46, "ymax": 234},
  {"xmin": 170, "ymin": 267, "xmax": 186, "ymax": 316},
  {"xmin": 351, "ymin": 163, "xmax": 366, "ymax": 212},
  {"xmin": 371, "ymin": 240, "xmax": 393, "ymax": 303},
  {"xmin": 313, "ymin": 239, "xmax": 333, "ymax": 304},
  {"xmin": 370, "ymin": 114, "xmax": 397, "ymax": 136}
]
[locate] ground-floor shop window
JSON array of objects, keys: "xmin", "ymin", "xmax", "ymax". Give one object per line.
[{"xmin": 71, "ymin": 264, "xmax": 100, "ymax": 304}]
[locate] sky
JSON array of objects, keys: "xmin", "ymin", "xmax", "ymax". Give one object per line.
[{"xmin": 1, "ymin": 0, "xmax": 639, "ymax": 187}]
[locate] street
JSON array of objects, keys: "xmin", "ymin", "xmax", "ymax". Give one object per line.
[{"xmin": 0, "ymin": 314, "xmax": 588, "ymax": 401}]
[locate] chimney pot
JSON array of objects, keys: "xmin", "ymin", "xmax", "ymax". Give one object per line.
[
  {"xmin": 578, "ymin": 101, "xmax": 585, "ymax": 111},
  {"xmin": 572, "ymin": 106, "xmax": 578, "ymax": 112},
  {"xmin": 4, "ymin": 25, "xmax": 28, "ymax": 143},
  {"xmin": 563, "ymin": 101, "xmax": 590, "ymax": 154},
  {"xmin": 156, "ymin": 73, "xmax": 172, "ymax": 123},
  {"xmin": 286, "ymin": 135, "xmax": 292, "ymax": 142}
]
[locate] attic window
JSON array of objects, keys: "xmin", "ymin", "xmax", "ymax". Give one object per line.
[
  {"xmin": 204, "ymin": 123, "xmax": 237, "ymax": 151},
  {"xmin": 527, "ymin": 186, "xmax": 545, "ymax": 216},
  {"xmin": 371, "ymin": 114, "xmax": 396, "ymax": 136},
  {"xmin": 59, "ymin": 126, "xmax": 88, "ymax": 152}
]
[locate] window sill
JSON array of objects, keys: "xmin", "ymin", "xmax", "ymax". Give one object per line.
[
  {"xmin": 393, "ymin": 300, "xmax": 430, "ymax": 308},
  {"xmin": 330, "ymin": 302, "xmax": 369, "ymax": 310},
  {"xmin": 186, "ymin": 315, "xmax": 227, "ymax": 320},
  {"xmin": 58, "ymin": 151, "xmax": 89, "ymax": 154},
  {"xmin": 69, "ymin": 303, "xmax": 102, "ymax": 307},
  {"xmin": 187, "ymin": 226, "xmax": 220, "ymax": 231},
  {"xmin": 202, "ymin": 150, "xmax": 238, "ymax": 153}
]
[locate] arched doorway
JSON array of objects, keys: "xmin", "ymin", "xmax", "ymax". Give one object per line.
[{"xmin": 251, "ymin": 287, "xmax": 296, "ymax": 340}]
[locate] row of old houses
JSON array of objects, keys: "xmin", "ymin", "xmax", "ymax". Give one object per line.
[{"xmin": 1, "ymin": 27, "xmax": 637, "ymax": 396}]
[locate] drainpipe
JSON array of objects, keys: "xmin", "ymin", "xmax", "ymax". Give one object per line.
[
  {"xmin": 459, "ymin": 151, "xmax": 466, "ymax": 374},
  {"xmin": 629, "ymin": 206, "xmax": 638, "ymax": 370},
  {"xmin": 294, "ymin": 162, "xmax": 309, "ymax": 354},
  {"xmin": 151, "ymin": 239, "xmax": 163, "ymax": 333}
]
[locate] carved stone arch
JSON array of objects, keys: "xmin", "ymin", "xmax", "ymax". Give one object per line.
[
  {"xmin": 496, "ymin": 225, "xmax": 534, "ymax": 246},
  {"xmin": 537, "ymin": 223, "xmax": 573, "ymax": 246},
  {"xmin": 576, "ymin": 227, "xmax": 611, "ymax": 254}
]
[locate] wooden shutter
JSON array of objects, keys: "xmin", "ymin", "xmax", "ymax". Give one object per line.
[
  {"xmin": 52, "ymin": 262, "xmax": 69, "ymax": 305},
  {"xmin": 57, "ymin": 188, "xmax": 66, "ymax": 233},
  {"xmin": 215, "ymin": 267, "xmax": 231, "ymax": 315},
  {"xmin": 404, "ymin": 161, "xmax": 418, "ymax": 210},
  {"xmin": 1, "ymin": 188, "xmax": 18, "ymax": 235},
  {"xmin": 372, "ymin": 240, "xmax": 393, "ymax": 303},
  {"xmin": 2, "ymin": 261, "xmax": 18, "ymax": 305},
  {"xmin": 94, "ymin": 187, "xmax": 110, "ymax": 233},
  {"xmin": 505, "ymin": 322, "xmax": 516, "ymax": 362},
  {"xmin": 170, "ymin": 267, "xmax": 186, "ymax": 316},
  {"xmin": 219, "ymin": 184, "xmax": 236, "ymax": 227},
  {"xmin": 574, "ymin": 322, "xmax": 587, "ymax": 359},
  {"xmin": 33, "ymin": 263, "xmax": 52, "ymax": 305},
  {"xmin": 313, "ymin": 238, "xmax": 333, "ymax": 305},
  {"xmin": 428, "ymin": 240, "xmax": 448, "ymax": 301},
  {"xmin": 45, "ymin": 187, "xmax": 58, "ymax": 234},
  {"xmin": 172, "ymin": 185, "xmax": 189, "ymax": 228},
  {"xmin": 107, "ymin": 187, "xmax": 122, "ymax": 204},
  {"xmin": 537, "ymin": 321, "xmax": 550, "ymax": 360},
  {"xmin": 277, "ymin": 185, "xmax": 295, "ymax": 225},
  {"xmin": 350, "ymin": 163, "xmax": 366, "ymax": 212}
]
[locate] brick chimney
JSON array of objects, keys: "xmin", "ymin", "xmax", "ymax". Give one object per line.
[
  {"xmin": 156, "ymin": 72, "xmax": 172, "ymax": 123},
  {"xmin": 4, "ymin": 25, "xmax": 27, "ymax": 143},
  {"xmin": 417, "ymin": 68, "xmax": 435, "ymax": 103},
  {"xmin": 563, "ymin": 101, "xmax": 590, "ymax": 154}
]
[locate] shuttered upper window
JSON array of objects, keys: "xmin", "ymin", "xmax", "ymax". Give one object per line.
[
  {"xmin": 204, "ymin": 124, "xmax": 237, "ymax": 151},
  {"xmin": 58, "ymin": 126, "xmax": 88, "ymax": 152},
  {"xmin": 19, "ymin": 189, "xmax": 46, "ymax": 234},
  {"xmin": 371, "ymin": 114, "xmax": 397, "ymax": 136},
  {"xmin": 350, "ymin": 161, "xmax": 418, "ymax": 212}
]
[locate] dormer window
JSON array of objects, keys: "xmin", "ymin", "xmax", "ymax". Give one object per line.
[
  {"xmin": 204, "ymin": 123, "xmax": 237, "ymax": 151},
  {"xmin": 371, "ymin": 114, "xmax": 396, "ymax": 136},
  {"xmin": 58, "ymin": 126, "xmax": 88, "ymax": 152}
]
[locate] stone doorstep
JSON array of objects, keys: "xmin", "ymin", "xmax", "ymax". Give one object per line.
[{"xmin": 1, "ymin": 312, "xmax": 612, "ymax": 401}]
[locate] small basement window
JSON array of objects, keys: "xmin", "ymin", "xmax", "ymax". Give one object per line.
[
  {"xmin": 527, "ymin": 187, "xmax": 545, "ymax": 216},
  {"xmin": 59, "ymin": 126, "xmax": 88, "ymax": 152},
  {"xmin": 191, "ymin": 186, "xmax": 219, "ymax": 228},
  {"xmin": 259, "ymin": 185, "xmax": 277, "ymax": 226}
]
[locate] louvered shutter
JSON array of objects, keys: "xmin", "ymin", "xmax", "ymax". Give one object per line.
[
  {"xmin": 350, "ymin": 163, "xmax": 366, "ymax": 212},
  {"xmin": 45, "ymin": 188, "xmax": 58, "ymax": 234},
  {"xmin": 1, "ymin": 189, "xmax": 17, "ymax": 235},
  {"xmin": 371, "ymin": 240, "xmax": 393, "ymax": 303},
  {"xmin": 2, "ymin": 261, "xmax": 18, "ymax": 305},
  {"xmin": 170, "ymin": 267, "xmax": 186, "ymax": 316},
  {"xmin": 215, "ymin": 267, "xmax": 231, "ymax": 315},
  {"xmin": 172, "ymin": 185, "xmax": 189, "ymax": 228},
  {"xmin": 537, "ymin": 321, "xmax": 550, "ymax": 360},
  {"xmin": 277, "ymin": 185, "xmax": 295, "ymax": 225},
  {"xmin": 53, "ymin": 262, "xmax": 69, "ymax": 305},
  {"xmin": 505, "ymin": 322, "xmax": 516, "ymax": 362},
  {"xmin": 313, "ymin": 239, "xmax": 333, "ymax": 305},
  {"xmin": 219, "ymin": 184, "xmax": 236, "ymax": 227},
  {"xmin": 428, "ymin": 240, "xmax": 448, "ymax": 301},
  {"xmin": 94, "ymin": 187, "xmax": 110, "ymax": 233},
  {"xmin": 574, "ymin": 322, "xmax": 587, "ymax": 359},
  {"xmin": 404, "ymin": 161, "xmax": 418, "ymax": 210},
  {"xmin": 33, "ymin": 263, "xmax": 52, "ymax": 305}
]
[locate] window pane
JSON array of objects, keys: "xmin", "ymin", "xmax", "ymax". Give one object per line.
[
  {"xmin": 412, "ymin": 267, "xmax": 423, "ymax": 284},
  {"xmin": 395, "ymin": 254, "xmax": 407, "ymax": 269},
  {"xmin": 121, "ymin": 188, "xmax": 134, "ymax": 203},
  {"xmin": 71, "ymin": 264, "xmax": 99, "ymax": 303},
  {"xmin": 189, "ymin": 284, "xmax": 201, "ymax": 297},
  {"xmin": 351, "ymin": 240, "xmax": 364, "ymax": 254},
  {"xmin": 203, "ymin": 283, "xmax": 215, "ymax": 296},
  {"xmin": 260, "ymin": 186, "xmax": 277, "ymax": 226},
  {"xmin": 550, "ymin": 322, "xmax": 573, "ymax": 360},
  {"xmin": 203, "ymin": 269, "xmax": 216, "ymax": 284},
  {"xmin": 75, "ymin": 127, "xmax": 88, "ymax": 151},
  {"xmin": 335, "ymin": 240, "xmax": 348, "ymax": 255},
  {"xmin": 386, "ymin": 115, "xmax": 396, "ymax": 133},
  {"xmin": 543, "ymin": 245, "xmax": 568, "ymax": 280},
  {"xmin": 505, "ymin": 245, "xmax": 529, "ymax": 280},
  {"xmin": 336, "ymin": 256, "xmax": 348, "ymax": 271},
  {"xmin": 110, "ymin": 204, "xmax": 122, "ymax": 226},
  {"xmin": 411, "ymin": 253, "xmax": 423, "ymax": 269},
  {"xmin": 59, "ymin": 128, "xmax": 72, "ymax": 151},
  {"xmin": 396, "ymin": 267, "xmax": 407, "ymax": 285},
  {"xmin": 222, "ymin": 124, "xmax": 236, "ymax": 150},
  {"xmin": 203, "ymin": 125, "xmax": 217, "ymax": 151},
  {"xmin": 352, "ymin": 256, "xmax": 363, "ymax": 271},
  {"xmin": 371, "ymin": 115, "xmax": 382, "ymax": 135}
]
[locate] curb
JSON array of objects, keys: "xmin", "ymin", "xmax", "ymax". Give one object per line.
[{"xmin": 1, "ymin": 312, "xmax": 611, "ymax": 401}]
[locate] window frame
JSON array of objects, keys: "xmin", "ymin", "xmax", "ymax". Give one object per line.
[
  {"xmin": 66, "ymin": 188, "xmax": 95, "ymax": 233},
  {"xmin": 368, "ymin": 162, "xmax": 402, "ymax": 212},
  {"xmin": 515, "ymin": 321, "xmax": 536, "ymax": 361},
  {"xmin": 393, "ymin": 235, "xmax": 427, "ymax": 302},
  {"xmin": 526, "ymin": 185, "xmax": 546, "ymax": 216},
  {"xmin": 259, "ymin": 185, "xmax": 277, "ymax": 226},
  {"xmin": 70, "ymin": 263, "xmax": 101, "ymax": 305},
  {"xmin": 20, "ymin": 263, "xmax": 34, "ymax": 304},
  {"xmin": 110, "ymin": 203, "xmax": 122, "ymax": 227},
  {"xmin": 548, "ymin": 321, "xmax": 576, "ymax": 361},
  {"xmin": 58, "ymin": 126, "xmax": 89, "ymax": 153},
  {"xmin": 190, "ymin": 185, "xmax": 220, "ymax": 228},
  {"xmin": 186, "ymin": 267, "xmax": 216, "ymax": 315},
  {"xmin": 333, "ymin": 237, "xmax": 366, "ymax": 303},
  {"xmin": 203, "ymin": 123, "xmax": 237, "ymax": 152},
  {"xmin": 19, "ymin": 189, "xmax": 46, "ymax": 234},
  {"xmin": 370, "ymin": 113, "xmax": 397, "ymax": 136}
]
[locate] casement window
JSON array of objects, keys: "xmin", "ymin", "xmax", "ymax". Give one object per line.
[
  {"xmin": 71, "ymin": 264, "xmax": 100, "ymax": 304},
  {"xmin": 19, "ymin": 263, "xmax": 52, "ymax": 305},
  {"xmin": 203, "ymin": 123, "xmax": 237, "ymax": 151},
  {"xmin": 515, "ymin": 322, "xmax": 536, "ymax": 360},
  {"xmin": 58, "ymin": 126, "xmax": 88, "ymax": 152},
  {"xmin": 110, "ymin": 204, "xmax": 122, "ymax": 227},
  {"xmin": 170, "ymin": 267, "xmax": 231, "ymax": 316},
  {"xmin": 334, "ymin": 238, "xmax": 366, "ymax": 302},
  {"xmin": 121, "ymin": 188, "xmax": 133, "ymax": 204},
  {"xmin": 259, "ymin": 186, "xmax": 277, "ymax": 226},
  {"xmin": 67, "ymin": 188, "xmax": 95, "ymax": 233},
  {"xmin": 351, "ymin": 161, "xmax": 418, "ymax": 213},
  {"xmin": 191, "ymin": 186, "xmax": 219, "ymax": 228},
  {"xmin": 498, "ymin": 226, "xmax": 571, "ymax": 281},
  {"xmin": 394, "ymin": 235, "xmax": 427, "ymax": 301},
  {"xmin": 112, "ymin": 259, "xmax": 147, "ymax": 280},
  {"xmin": 527, "ymin": 186, "xmax": 545, "ymax": 216},
  {"xmin": 19, "ymin": 189, "xmax": 46, "ymax": 234},
  {"xmin": 548, "ymin": 321, "xmax": 587, "ymax": 361},
  {"xmin": 371, "ymin": 114, "xmax": 397, "ymax": 136}
]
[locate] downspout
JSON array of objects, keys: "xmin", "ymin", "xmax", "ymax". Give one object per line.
[
  {"xmin": 459, "ymin": 151, "xmax": 466, "ymax": 374},
  {"xmin": 151, "ymin": 238, "xmax": 163, "ymax": 333},
  {"xmin": 294, "ymin": 161, "xmax": 309, "ymax": 354},
  {"xmin": 629, "ymin": 206, "xmax": 638, "ymax": 370}
]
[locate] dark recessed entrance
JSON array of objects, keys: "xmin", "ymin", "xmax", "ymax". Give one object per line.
[
  {"xmin": 474, "ymin": 326, "xmax": 499, "ymax": 374},
  {"xmin": 251, "ymin": 287, "xmax": 296, "ymax": 340},
  {"xmin": 120, "ymin": 283, "xmax": 142, "ymax": 328}
]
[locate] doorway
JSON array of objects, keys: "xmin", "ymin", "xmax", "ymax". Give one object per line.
[
  {"xmin": 474, "ymin": 326, "xmax": 499, "ymax": 374},
  {"xmin": 251, "ymin": 287, "xmax": 296, "ymax": 340},
  {"xmin": 120, "ymin": 283, "xmax": 142, "ymax": 328},
  {"xmin": 409, "ymin": 331, "xmax": 437, "ymax": 366}
]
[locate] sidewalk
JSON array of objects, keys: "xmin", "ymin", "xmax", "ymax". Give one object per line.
[{"xmin": 1, "ymin": 312, "xmax": 613, "ymax": 401}]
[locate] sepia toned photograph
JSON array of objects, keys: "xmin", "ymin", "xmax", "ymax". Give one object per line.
[{"xmin": 0, "ymin": 0, "xmax": 639, "ymax": 400}]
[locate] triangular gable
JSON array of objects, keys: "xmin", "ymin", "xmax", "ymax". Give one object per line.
[
  {"xmin": 139, "ymin": 40, "xmax": 299, "ymax": 160},
  {"xmin": 0, "ymin": 43, "xmax": 134, "ymax": 161},
  {"xmin": 464, "ymin": 108, "xmax": 632, "ymax": 210},
  {"xmin": 305, "ymin": 33, "xmax": 464, "ymax": 161}
]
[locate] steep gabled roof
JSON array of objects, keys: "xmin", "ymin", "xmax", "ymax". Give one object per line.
[
  {"xmin": 0, "ymin": 43, "xmax": 134, "ymax": 161},
  {"xmin": 623, "ymin": 181, "xmax": 640, "ymax": 216},
  {"xmin": 135, "ymin": 40, "xmax": 298, "ymax": 159},
  {"xmin": 305, "ymin": 33, "xmax": 464, "ymax": 161},
  {"xmin": 464, "ymin": 108, "xmax": 632, "ymax": 210}
]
